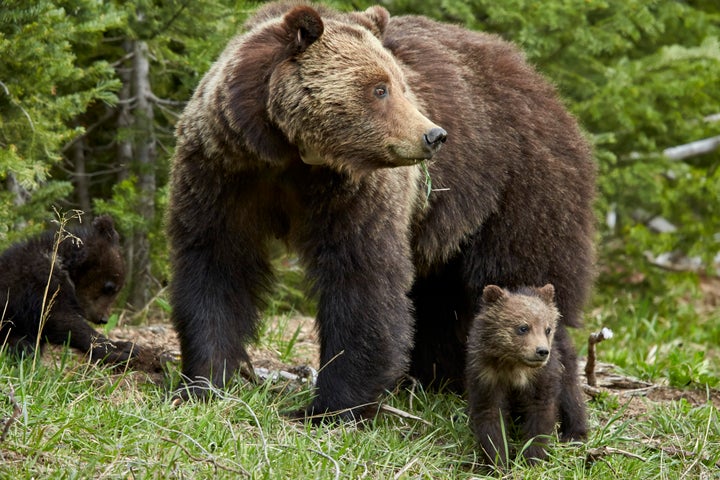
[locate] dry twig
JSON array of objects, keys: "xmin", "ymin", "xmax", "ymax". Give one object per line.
[
  {"xmin": 379, "ymin": 404, "xmax": 432, "ymax": 426},
  {"xmin": 1, "ymin": 384, "xmax": 22, "ymax": 443},
  {"xmin": 586, "ymin": 446, "xmax": 647, "ymax": 465},
  {"xmin": 586, "ymin": 327, "xmax": 614, "ymax": 387}
]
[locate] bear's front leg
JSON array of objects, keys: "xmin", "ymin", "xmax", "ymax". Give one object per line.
[
  {"xmin": 42, "ymin": 311, "xmax": 138, "ymax": 364},
  {"xmin": 467, "ymin": 385, "xmax": 512, "ymax": 467},
  {"xmin": 305, "ymin": 249, "xmax": 415, "ymax": 421},
  {"xmin": 518, "ymin": 397, "xmax": 557, "ymax": 464},
  {"xmin": 170, "ymin": 238, "xmax": 272, "ymax": 398},
  {"xmin": 297, "ymin": 182, "xmax": 417, "ymax": 421}
]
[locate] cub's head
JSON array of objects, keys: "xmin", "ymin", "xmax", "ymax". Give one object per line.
[
  {"xmin": 476, "ymin": 284, "xmax": 559, "ymax": 369},
  {"xmin": 225, "ymin": 4, "xmax": 446, "ymax": 176},
  {"xmin": 68, "ymin": 215, "xmax": 125, "ymax": 324}
]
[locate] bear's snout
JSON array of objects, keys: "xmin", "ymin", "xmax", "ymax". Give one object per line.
[
  {"xmin": 423, "ymin": 127, "xmax": 447, "ymax": 154},
  {"xmin": 535, "ymin": 346, "xmax": 549, "ymax": 359}
]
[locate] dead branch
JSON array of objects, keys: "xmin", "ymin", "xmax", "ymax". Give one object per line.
[
  {"xmin": 645, "ymin": 440, "xmax": 720, "ymax": 469},
  {"xmin": 586, "ymin": 446, "xmax": 647, "ymax": 465},
  {"xmin": 1, "ymin": 384, "xmax": 22, "ymax": 443},
  {"xmin": 586, "ymin": 328, "xmax": 614, "ymax": 387},
  {"xmin": 379, "ymin": 404, "xmax": 432, "ymax": 426}
]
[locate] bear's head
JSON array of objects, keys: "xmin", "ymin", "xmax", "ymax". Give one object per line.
[
  {"xmin": 68, "ymin": 215, "xmax": 126, "ymax": 324},
  {"xmin": 479, "ymin": 284, "xmax": 559, "ymax": 369},
  {"xmin": 227, "ymin": 4, "xmax": 446, "ymax": 176}
]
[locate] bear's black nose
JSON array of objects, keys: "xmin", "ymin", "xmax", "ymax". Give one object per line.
[
  {"xmin": 424, "ymin": 127, "xmax": 448, "ymax": 149},
  {"xmin": 536, "ymin": 347, "xmax": 549, "ymax": 358}
]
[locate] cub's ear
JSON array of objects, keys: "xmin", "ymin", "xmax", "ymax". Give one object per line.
[
  {"xmin": 283, "ymin": 6, "xmax": 324, "ymax": 53},
  {"xmin": 482, "ymin": 285, "xmax": 506, "ymax": 304},
  {"xmin": 92, "ymin": 215, "xmax": 120, "ymax": 243},
  {"xmin": 537, "ymin": 283, "xmax": 555, "ymax": 304}
]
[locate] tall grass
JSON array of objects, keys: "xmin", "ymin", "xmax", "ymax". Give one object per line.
[
  {"xmin": 1, "ymin": 244, "xmax": 719, "ymax": 478},
  {"xmin": 2, "ymin": 288, "xmax": 719, "ymax": 479}
]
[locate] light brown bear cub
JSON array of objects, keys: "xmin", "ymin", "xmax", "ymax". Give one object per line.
[{"xmin": 466, "ymin": 284, "xmax": 563, "ymax": 467}]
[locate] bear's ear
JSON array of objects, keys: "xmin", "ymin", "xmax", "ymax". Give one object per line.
[
  {"xmin": 283, "ymin": 6, "xmax": 324, "ymax": 54},
  {"xmin": 537, "ymin": 283, "xmax": 555, "ymax": 304},
  {"xmin": 482, "ymin": 285, "xmax": 506, "ymax": 304},
  {"xmin": 356, "ymin": 5, "xmax": 390, "ymax": 40},
  {"xmin": 92, "ymin": 215, "xmax": 120, "ymax": 244}
]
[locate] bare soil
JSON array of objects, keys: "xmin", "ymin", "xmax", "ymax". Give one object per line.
[{"xmin": 105, "ymin": 309, "xmax": 720, "ymax": 423}]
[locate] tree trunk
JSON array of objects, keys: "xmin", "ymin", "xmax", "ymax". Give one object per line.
[
  {"xmin": 116, "ymin": 38, "xmax": 156, "ymax": 312},
  {"xmin": 70, "ymin": 136, "xmax": 91, "ymax": 213},
  {"xmin": 116, "ymin": 39, "xmax": 136, "ymax": 304},
  {"xmin": 127, "ymin": 39, "xmax": 156, "ymax": 311}
]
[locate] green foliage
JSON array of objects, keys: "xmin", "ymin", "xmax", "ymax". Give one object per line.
[
  {"xmin": 385, "ymin": 0, "xmax": 720, "ymax": 287},
  {"xmin": 0, "ymin": 0, "xmax": 124, "ymax": 240},
  {"xmin": 95, "ymin": 178, "xmax": 171, "ymax": 288},
  {"xmin": 587, "ymin": 273, "xmax": 720, "ymax": 387}
]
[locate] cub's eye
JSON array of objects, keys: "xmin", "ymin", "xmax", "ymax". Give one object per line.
[
  {"xmin": 373, "ymin": 85, "xmax": 388, "ymax": 98},
  {"xmin": 545, "ymin": 327, "xmax": 552, "ymax": 335},
  {"xmin": 102, "ymin": 281, "xmax": 117, "ymax": 295},
  {"xmin": 517, "ymin": 325, "xmax": 530, "ymax": 335}
]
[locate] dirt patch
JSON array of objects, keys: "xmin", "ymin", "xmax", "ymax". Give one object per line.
[
  {"xmin": 580, "ymin": 360, "xmax": 720, "ymax": 421},
  {"xmin": 104, "ymin": 316, "xmax": 720, "ymax": 423},
  {"xmin": 108, "ymin": 315, "xmax": 319, "ymax": 386},
  {"xmin": 699, "ymin": 275, "xmax": 720, "ymax": 312}
]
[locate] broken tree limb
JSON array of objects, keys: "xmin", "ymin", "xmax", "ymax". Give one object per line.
[
  {"xmin": 664, "ymin": 135, "xmax": 720, "ymax": 161},
  {"xmin": 586, "ymin": 328, "xmax": 614, "ymax": 387},
  {"xmin": 1, "ymin": 384, "xmax": 21, "ymax": 443}
]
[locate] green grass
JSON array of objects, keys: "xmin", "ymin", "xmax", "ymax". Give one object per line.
[
  {"xmin": 2, "ymin": 271, "xmax": 720, "ymax": 478},
  {"xmin": 584, "ymin": 272, "xmax": 720, "ymax": 388}
]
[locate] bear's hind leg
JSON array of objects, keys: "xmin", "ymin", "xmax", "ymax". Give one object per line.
[
  {"xmin": 409, "ymin": 258, "xmax": 472, "ymax": 391},
  {"xmin": 555, "ymin": 327, "xmax": 589, "ymax": 441}
]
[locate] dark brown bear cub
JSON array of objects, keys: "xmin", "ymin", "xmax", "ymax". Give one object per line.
[
  {"xmin": 466, "ymin": 284, "xmax": 565, "ymax": 467},
  {"xmin": 0, "ymin": 215, "xmax": 137, "ymax": 363}
]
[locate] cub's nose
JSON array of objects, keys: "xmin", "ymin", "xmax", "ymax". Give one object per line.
[{"xmin": 536, "ymin": 347, "xmax": 549, "ymax": 359}]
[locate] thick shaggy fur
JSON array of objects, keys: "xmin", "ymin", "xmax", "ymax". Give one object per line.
[
  {"xmin": 167, "ymin": 1, "xmax": 594, "ymax": 432},
  {"xmin": 0, "ymin": 216, "xmax": 136, "ymax": 363},
  {"xmin": 466, "ymin": 285, "xmax": 565, "ymax": 466}
]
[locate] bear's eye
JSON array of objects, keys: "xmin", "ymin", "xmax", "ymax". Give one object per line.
[
  {"xmin": 545, "ymin": 327, "xmax": 552, "ymax": 335},
  {"xmin": 373, "ymin": 85, "xmax": 388, "ymax": 98},
  {"xmin": 517, "ymin": 325, "xmax": 530, "ymax": 335},
  {"xmin": 102, "ymin": 281, "xmax": 117, "ymax": 295}
]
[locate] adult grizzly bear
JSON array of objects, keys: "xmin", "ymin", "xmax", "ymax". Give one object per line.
[
  {"xmin": 0, "ymin": 215, "xmax": 136, "ymax": 363},
  {"xmin": 168, "ymin": 1, "xmax": 594, "ymax": 439},
  {"xmin": 466, "ymin": 284, "xmax": 565, "ymax": 466}
]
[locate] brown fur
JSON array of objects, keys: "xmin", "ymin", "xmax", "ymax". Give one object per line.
[
  {"xmin": 167, "ymin": 2, "xmax": 594, "ymax": 432},
  {"xmin": 466, "ymin": 285, "xmax": 564, "ymax": 466},
  {"xmin": 0, "ymin": 216, "xmax": 137, "ymax": 363}
]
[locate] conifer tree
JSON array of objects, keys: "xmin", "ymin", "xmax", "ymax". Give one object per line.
[{"xmin": 0, "ymin": 1, "xmax": 123, "ymax": 242}]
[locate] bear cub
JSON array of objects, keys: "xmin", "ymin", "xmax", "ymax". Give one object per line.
[
  {"xmin": 466, "ymin": 284, "xmax": 564, "ymax": 467},
  {"xmin": 0, "ymin": 215, "xmax": 137, "ymax": 363}
]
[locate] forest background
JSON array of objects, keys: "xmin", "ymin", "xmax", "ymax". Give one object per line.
[
  {"xmin": 1, "ymin": 1, "xmax": 720, "ymax": 477},
  {"xmin": 2, "ymin": 0, "xmax": 720, "ymax": 377},
  {"xmin": 2, "ymin": 0, "xmax": 719, "ymax": 309}
]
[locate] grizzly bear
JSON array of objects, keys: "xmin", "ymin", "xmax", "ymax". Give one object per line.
[
  {"xmin": 167, "ymin": 1, "xmax": 594, "ymax": 438},
  {"xmin": 0, "ymin": 215, "xmax": 137, "ymax": 363},
  {"xmin": 466, "ymin": 284, "xmax": 564, "ymax": 467}
]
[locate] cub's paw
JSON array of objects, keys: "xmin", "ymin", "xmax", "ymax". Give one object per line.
[{"xmin": 90, "ymin": 339, "xmax": 140, "ymax": 364}]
